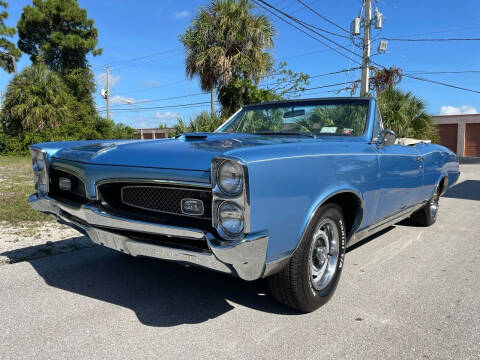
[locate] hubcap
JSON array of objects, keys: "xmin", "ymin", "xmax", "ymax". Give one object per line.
[
  {"xmin": 309, "ymin": 218, "xmax": 339, "ymax": 291},
  {"xmin": 430, "ymin": 189, "xmax": 439, "ymax": 219}
]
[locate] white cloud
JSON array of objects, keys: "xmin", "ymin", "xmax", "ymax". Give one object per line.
[
  {"xmin": 173, "ymin": 10, "xmax": 190, "ymax": 19},
  {"xmin": 439, "ymin": 105, "xmax": 478, "ymax": 115},
  {"xmin": 96, "ymin": 72, "xmax": 120, "ymax": 88},
  {"xmin": 110, "ymin": 95, "xmax": 136, "ymax": 105},
  {"xmin": 154, "ymin": 111, "xmax": 180, "ymax": 120},
  {"xmin": 133, "ymin": 117, "xmax": 158, "ymax": 129},
  {"xmin": 143, "ymin": 80, "xmax": 162, "ymax": 88},
  {"xmin": 155, "ymin": 111, "xmax": 181, "ymax": 127}
]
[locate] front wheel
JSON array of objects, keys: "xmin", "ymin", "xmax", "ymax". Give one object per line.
[
  {"xmin": 410, "ymin": 187, "xmax": 440, "ymax": 226},
  {"xmin": 268, "ymin": 203, "xmax": 346, "ymax": 312}
]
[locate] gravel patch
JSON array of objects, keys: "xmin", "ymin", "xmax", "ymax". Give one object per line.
[{"xmin": 0, "ymin": 221, "xmax": 96, "ymax": 265}]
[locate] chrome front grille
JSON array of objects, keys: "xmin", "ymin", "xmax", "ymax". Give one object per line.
[{"xmin": 120, "ymin": 185, "xmax": 212, "ymax": 219}]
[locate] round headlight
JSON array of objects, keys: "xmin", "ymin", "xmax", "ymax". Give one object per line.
[
  {"xmin": 217, "ymin": 160, "xmax": 243, "ymax": 195},
  {"xmin": 218, "ymin": 201, "xmax": 244, "ymax": 235}
]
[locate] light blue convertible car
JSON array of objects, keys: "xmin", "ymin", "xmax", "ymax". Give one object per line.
[{"xmin": 29, "ymin": 97, "xmax": 459, "ymax": 312}]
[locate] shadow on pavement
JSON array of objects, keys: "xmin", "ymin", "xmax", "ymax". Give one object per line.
[
  {"xmin": 0, "ymin": 236, "xmax": 93, "ymax": 264},
  {"xmin": 443, "ymin": 180, "xmax": 480, "ymax": 201},
  {"xmin": 12, "ymin": 242, "xmax": 298, "ymax": 327}
]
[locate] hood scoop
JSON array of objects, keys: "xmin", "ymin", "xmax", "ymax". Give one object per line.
[{"xmin": 181, "ymin": 133, "xmax": 209, "ymax": 141}]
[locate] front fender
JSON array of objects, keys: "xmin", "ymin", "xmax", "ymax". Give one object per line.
[{"xmin": 241, "ymin": 146, "xmax": 378, "ymax": 264}]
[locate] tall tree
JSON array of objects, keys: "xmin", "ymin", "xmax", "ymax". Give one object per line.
[
  {"xmin": 218, "ymin": 61, "xmax": 310, "ymax": 117},
  {"xmin": 179, "ymin": 0, "xmax": 275, "ymax": 116},
  {"xmin": 17, "ymin": 0, "xmax": 102, "ymax": 73},
  {"xmin": 377, "ymin": 87, "xmax": 438, "ymax": 141},
  {"xmin": 0, "ymin": 1, "xmax": 21, "ymax": 73}
]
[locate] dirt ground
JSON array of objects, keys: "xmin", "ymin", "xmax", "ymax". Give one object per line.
[{"xmin": 0, "ymin": 221, "xmax": 94, "ymax": 265}]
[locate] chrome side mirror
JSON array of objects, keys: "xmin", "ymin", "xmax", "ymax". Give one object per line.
[{"xmin": 377, "ymin": 129, "xmax": 396, "ymax": 148}]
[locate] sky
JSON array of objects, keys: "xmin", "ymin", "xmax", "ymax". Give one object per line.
[{"xmin": 1, "ymin": 0, "xmax": 479, "ymax": 129}]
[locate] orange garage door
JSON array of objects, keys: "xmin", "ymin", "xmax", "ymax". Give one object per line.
[
  {"xmin": 465, "ymin": 123, "xmax": 480, "ymax": 157},
  {"xmin": 437, "ymin": 124, "xmax": 458, "ymax": 154}
]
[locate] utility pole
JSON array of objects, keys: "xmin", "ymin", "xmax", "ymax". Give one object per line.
[
  {"xmin": 106, "ymin": 65, "xmax": 110, "ymax": 121},
  {"xmin": 360, "ymin": 0, "xmax": 371, "ymax": 97},
  {"xmin": 101, "ymin": 65, "xmax": 110, "ymax": 120}
]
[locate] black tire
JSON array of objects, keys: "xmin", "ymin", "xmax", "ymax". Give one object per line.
[
  {"xmin": 268, "ymin": 203, "xmax": 347, "ymax": 312},
  {"xmin": 410, "ymin": 187, "xmax": 440, "ymax": 226}
]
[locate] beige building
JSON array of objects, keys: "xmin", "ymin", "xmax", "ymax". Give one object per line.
[
  {"xmin": 136, "ymin": 128, "xmax": 174, "ymax": 140},
  {"xmin": 432, "ymin": 114, "xmax": 480, "ymax": 157}
]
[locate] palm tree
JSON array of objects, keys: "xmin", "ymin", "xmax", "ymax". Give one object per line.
[
  {"xmin": 179, "ymin": 0, "xmax": 275, "ymax": 116},
  {"xmin": 377, "ymin": 87, "xmax": 438, "ymax": 141},
  {"xmin": 1, "ymin": 63, "xmax": 71, "ymax": 133}
]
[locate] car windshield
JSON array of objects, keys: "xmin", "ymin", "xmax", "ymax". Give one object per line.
[{"xmin": 216, "ymin": 99, "xmax": 369, "ymax": 136}]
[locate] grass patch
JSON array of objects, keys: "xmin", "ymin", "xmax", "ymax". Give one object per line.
[{"xmin": 0, "ymin": 156, "xmax": 52, "ymax": 224}]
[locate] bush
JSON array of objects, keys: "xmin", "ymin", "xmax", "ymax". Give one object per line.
[{"xmin": 174, "ymin": 112, "xmax": 225, "ymax": 135}]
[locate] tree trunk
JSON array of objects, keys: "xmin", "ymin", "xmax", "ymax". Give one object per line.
[{"xmin": 210, "ymin": 88, "xmax": 215, "ymax": 117}]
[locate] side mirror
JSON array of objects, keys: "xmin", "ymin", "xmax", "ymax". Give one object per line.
[{"xmin": 377, "ymin": 129, "xmax": 396, "ymax": 148}]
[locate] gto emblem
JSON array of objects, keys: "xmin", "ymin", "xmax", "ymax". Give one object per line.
[{"xmin": 181, "ymin": 198, "xmax": 204, "ymax": 216}]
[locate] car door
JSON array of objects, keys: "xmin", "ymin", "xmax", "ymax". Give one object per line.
[
  {"xmin": 370, "ymin": 107, "xmax": 424, "ymax": 222},
  {"xmin": 374, "ymin": 143, "xmax": 424, "ymax": 221}
]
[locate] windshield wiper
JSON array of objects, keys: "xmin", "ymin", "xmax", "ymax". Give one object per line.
[{"xmin": 255, "ymin": 131, "xmax": 316, "ymax": 138}]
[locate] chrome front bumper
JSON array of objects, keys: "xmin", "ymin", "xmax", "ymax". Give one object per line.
[{"xmin": 29, "ymin": 194, "xmax": 269, "ymax": 281}]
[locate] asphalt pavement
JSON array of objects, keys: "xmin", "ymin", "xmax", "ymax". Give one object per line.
[{"xmin": 0, "ymin": 163, "xmax": 479, "ymax": 359}]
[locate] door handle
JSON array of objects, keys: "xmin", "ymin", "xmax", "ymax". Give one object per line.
[{"xmin": 416, "ymin": 156, "xmax": 424, "ymax": 162}]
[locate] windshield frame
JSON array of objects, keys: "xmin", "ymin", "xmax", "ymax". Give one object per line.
[{"xmin": 215, "ymin": 97, "xmax": 372, "ymax": 137}]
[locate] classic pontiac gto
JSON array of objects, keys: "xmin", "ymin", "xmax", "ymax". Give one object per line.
[{"xmin": 29, "ymin": 97, "xmax": 459, "ymax": 312}]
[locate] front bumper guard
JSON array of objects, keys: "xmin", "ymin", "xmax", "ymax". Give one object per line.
[{"xmin": 29, "ymin": 194, "xmax": 268, "ymax": 281}]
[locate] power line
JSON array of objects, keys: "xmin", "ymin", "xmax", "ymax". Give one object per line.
[
  {"xmin": 406, "ymin": 70, "xmax": 480, "ymax": 75},
  {"xmin": 292, "ymin": 16, "xmax": 350, "ymax": 39},
  {"xmin": 251, "ymin": 0, "xmax": 362, "ymax": 64},
  {"xmin": 302, "ymin": 80, "xmax": 358, "ymax": 91},
  {"xmin": 256, "ymin": 0, "xmax": 361, "ymax": 59},
  {"xmin": 99, "ymin": 101, "xmax": 214, "ymax": 113},
  {"xmin": 99, "ymin": 67, "xmax": 362, "ymax": 110},
  {"xmin": 97, "ymin": 92, "xmax": 209, "ymax": 110},
  {"xmin": 402, "ymin": 74, "xmax": 480, "ymax": 94},
  {"xmin": 119, "ymin": 79, "xmax": 189, "ymax": 95},
  {"xmin": 277, "ymin": 48, "xmax": 333, "ymax": 61},
  {"xmin": 383, "ymin": 37, "xmax": 480, "ymax": 42},
  {"xmin": 112, "ymin": 52, "xmax": 183, "ymax": 71},
  {"xmin": 387, "ymin": 26, "xmax": 480, "ymax": 39},
  {"xmin": 94, "ymin": 48, "xmax": 182, "ymax": 70},
  {"xmin": 295, "ymin": 0, "xmax": 350, "ymax": 34}
]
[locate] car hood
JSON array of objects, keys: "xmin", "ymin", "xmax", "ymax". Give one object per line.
[{"xmin": 52, "ymin": 133, "xmax": 317, "ymax": 171}]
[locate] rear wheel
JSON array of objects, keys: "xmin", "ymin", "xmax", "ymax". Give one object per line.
[
  {"xmin": 268, "ymin": 203, "xmax": 346, "ymax": 312},
  {"xmin": 410, "ymin": 187, "xmax": 440, "ymax": 226}
]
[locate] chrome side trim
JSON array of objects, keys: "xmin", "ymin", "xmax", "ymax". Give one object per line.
[{"xmin": 351, "ymin": 201, "xmax": 426, "ymax": 245}]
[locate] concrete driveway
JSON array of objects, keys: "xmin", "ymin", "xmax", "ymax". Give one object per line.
[{"xmin": 0, "ymin": 164, "xmax": 479, "ymax": 359}]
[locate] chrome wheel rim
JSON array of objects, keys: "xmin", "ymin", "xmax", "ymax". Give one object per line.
[
  {"xmin": 430, "ymin": 189, "xmax": 439, "ymax": 219},
  {"xmin": 309, "ymin": 218, "xmax": 339, "ymax": 291}
]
